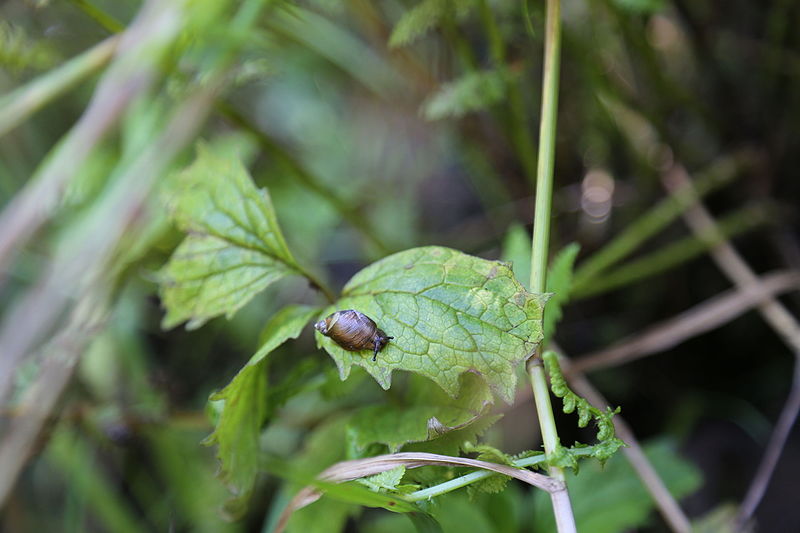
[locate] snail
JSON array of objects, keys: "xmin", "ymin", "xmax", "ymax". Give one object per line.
[{"xmin": 314, "ymin": 309, "xmax": 393, "ymax": 361}]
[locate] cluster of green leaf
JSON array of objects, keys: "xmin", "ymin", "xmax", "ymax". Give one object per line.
[
  {"xmin": 388, "ymin": 0, "xmax": 477, "ymax": 49},
  {"xmin": 159, "ymin": 142, "xmax": 308, "ymax": 330},
  {"xmin": 422, "ymin": 68, "xmax": 515, "ymax": 121},
  {"xmin": 541, "ymin": 351, "xmax": 625, "ymax": 466},
  {"xmin": 155, "ymin": 140, "xmax": 630, "ymax": 528},
  {"xmin": 5, "ymin": 0, "xmax": 759, "ymax": 529},
  {"xmin": 0, "ymin": 20, "xmax": 59, "ymax": 73},
  {"xmin": 155, "ymin": 143, "xmax": 535, "ymax": 514},
  {"xmin": 531, "ymin": 439, "xmax": 701, "ymax": 533}
]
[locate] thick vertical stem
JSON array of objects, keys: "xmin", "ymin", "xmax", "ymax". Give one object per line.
[
  {"xmin": 527, "ymin": 0, "xmax": 575, "ymax": 531},
  {"xmin": 529, "ymin": 0, "xmax": 561, "ymax": 294}
]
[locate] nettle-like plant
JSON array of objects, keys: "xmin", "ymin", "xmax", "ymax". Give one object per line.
[
  {"xmin": 7, "ymin": 0, "xmax": 799, "ymax": 530},
  {"xmin": 158, "ymin": 122, "xmax": 622, "ymax": 531},
  {"xmin": 151, "ymin": 1, "xmax": 627, "ymax": 531}
]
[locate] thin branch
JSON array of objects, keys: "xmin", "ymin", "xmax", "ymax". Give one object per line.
[
  {"xmin": 0, "ymin": 291, "xmax": 110, "ymax": 508},
  {"xmin": 0, "ymin": 36, "xmax": 119, "ymax": 137},
  {"xmin": 661, "ymin": 164, "xmax": 800, "ymax": 528},
  {"xmin": 571, "ymin": 270, "xmax": 800, "ymax": 374},
  {"xmin": 274, "ymin": 451, "xmax": 564, "ymax": 533},
  {"xmin": 662, "ymin": 164, "xmax": 800, "ymax": 353},
  {"xmin": 572, "ymin": 152, "xmax": 748, "ymax": 290},
  {"xmin": 0, "ymin": 1, "xmax": 181, "ymax": 280},
  {"xmin": 736, "ymin": 361, "xmax": 800, "ymax": 528}
]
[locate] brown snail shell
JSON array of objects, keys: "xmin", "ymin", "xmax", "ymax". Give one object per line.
[{"xmin": 314, "ymin": 309, "xmax": 392, "ymax": 361}]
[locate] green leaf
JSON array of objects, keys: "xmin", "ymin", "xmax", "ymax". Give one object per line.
[
  {"xmin": 317, "ymin": 246, "xmax": 547, "ymax": 404},
  {"xmin": 407, "ymin": 372, "xmax": 494, "ymax": 415},
  {"xmin": 542, "ymin": 351, "xmax": 624, "ymax": 464},
  {"xmin": 405, "ymin": 414, "xmax": 502, "ymax": 457},
  {"xmin": 407, "ymin": 512, "xmax": 444, "ymax": 533},
  {"xmin": 348, "ymin": 404, "xmax": 490, "ymax": 453},
  {"xmin": 202, "ymin": 361, "xmax": 267, "ymax": 517},
  {"xmin": 314, "ymin": 480, "xmax": 419, "ymax": 513},
  {"xmin": 532, "ymin": 439, "xmax": 702, "ymax": 533},
  {"xmin": 433, "ymin": 493, "xmax": 496, "ymax": 533},
  {"xmin": 287, "ymin": 498, "xmax": 353, "ymax": 533},
  {"xmin": 611, "ymin": 0, "xmax": 666, "ymax": 14},
  {"xmin": 358, "ymin": 466, "xmax": 407, "ymax": 492},
  {"xmin": 462, "ymin": 442, "xmax": 513, "ymax": 465},
  {"xmin": 348, "ymin": 373, "xmax": 494, "ymax": 453},
  {"xmin": 204, "ymin": 305, "xmax": 318, "ymax": 516},
  {"xmin": 544, "ymin": 243, "xmax": 580, "ymax": 342},
  {"xmin": 266, "ymin": 459, "xmax": 418, "ymax": 523},
  {"xmin": 422, "ymin": 68, "xmax": 513, "ymax": 121},
  {"xmin": 389, "ymin": 0, "xmax": 446, "ymax": 49},
  {"xmin": 461, "ymin": 443, "xmax": 514, "ymax": 498},
  {"xmin": 692, "ymin": 504, "xmax": 740, "ymax": 533},
  {"xmin": 159, "ymin": 142, "xmax": 301, "ymax": 330},
  {"xmin": 388, "ymin": 0, "xmax": 475, "ymax": 48},
  {"xmin": 251, "ymin": 305, "xmax": 322, "ymax": 366}
]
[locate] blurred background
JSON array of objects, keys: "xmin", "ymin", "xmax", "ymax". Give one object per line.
[{"xmin": 0, "ymin": 0, "xmax": 799, "ymax": 531}]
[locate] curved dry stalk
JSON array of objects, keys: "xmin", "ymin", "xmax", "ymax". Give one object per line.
[
  {"xmin": 736, "ymin": 361, "xmax": 800, "ymax": 529},
  {"xmin": 661, "ymin": 163, "xmax": 800, "ymax": 528},
  {"xmin": 0, "ymin": 0, "xmax": 180, "ymax": 280},
  {"xmin": 275, "ymin": 451, "xmax": 564, "ymax": 533},
  {"xmin": 0, "ymin": 36, "xmax": 120, "ymax": 137},
  {"xmin": 571, "ymin": 270, "xmax": 800, "ymax": 374},
  {"xmin": 0, "ymin": 76, "xmax": 222, "ymax": 508},
  {"xmin": 0, "ymin": 291, "xmax": 110, "ymax": 507},
  {"xmin": 662, "ymin": 164, "xmax": 800, "ymax": 353}
]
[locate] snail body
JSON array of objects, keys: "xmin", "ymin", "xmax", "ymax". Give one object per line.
[{"xmin": 315, "ymin": 309, "xmax": 392, "ymax": 361}]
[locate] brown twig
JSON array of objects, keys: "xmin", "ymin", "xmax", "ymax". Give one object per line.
[
  {"xmin": 559, "ymin": 354, "xmax": 693, "ymax": 533},
  {"xmin": 274, "ymin": 451, "xmax": 563, "ymax": 533},
  {"xmin": 0, "ymin": 78, "xmax": 221, "ymax": 507},
  {"xmin": 0, "ymin": 0, "xmax": 214, "ymax": 406},
  {"xmin": 0, "ymin": 1, "xmax": 179, "ymax": 280},
  {"xmin": 663, "ymin": 165, "xmax": 800, "ymax": 352},
  {"xmin": 736, "ymin": 362, "xmax": 800, "ymax": 528},
  {"xmin": 570, "ymin": 270, "xmax": 800, "ymax": 374},
  {"xmin": 662, "ymin": 163, "xmax": 800, "ymax": 530},
  {"xmin": 0, "ymin": 291, "xmax": 110, "ymax": 507}
]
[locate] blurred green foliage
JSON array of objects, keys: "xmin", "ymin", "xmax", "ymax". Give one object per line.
[{"xmin": 1, "ymin": 0, "xmax": 798, "ymax": 531}]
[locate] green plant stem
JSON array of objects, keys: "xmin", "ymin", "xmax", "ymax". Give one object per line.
[
  {"xmin": 573, "ymin": 203, "xmax": 769, "ymax": 299},
  {"xmin": 479, "ymin": 0, "xmax": 504, "ymax": 64},
  {"xmin": 526, "ymin": 0, "xmax": 575, "ymax": 531},
  {"xmin": 48, "ymin": 430, "xmax": 145, "ymax": 533},
  {"xmin": 572, "ymin": 152, "xmax": 747, "ymax": 291},
  {"xmin": 405, "ymin": 446, "xmax": 597, "ymax": 502},
  {"xmin": 529, "ymin": 2, "xmax": 560, "ymax": 294},
  {"xmin": 521, "ymin": 0, "xmax": 536, "ymax": 38},
  {"xmin": 294, "ymin": 265, "xmax": 336, "ymax": 304},
  {"xmin": 478, "ymin": 0, "xmax": 538, "ymax": 184},
  {"xmin": 69, "ymin": 0, "xmax": 125, "ymax": 33},
  {"xmin": 406, "ymin": 454, "xmax": 541, "ymax": 501},
  {"xmin": 0, "ymin": 36, "xmax": 119, "ymax": 137}
]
